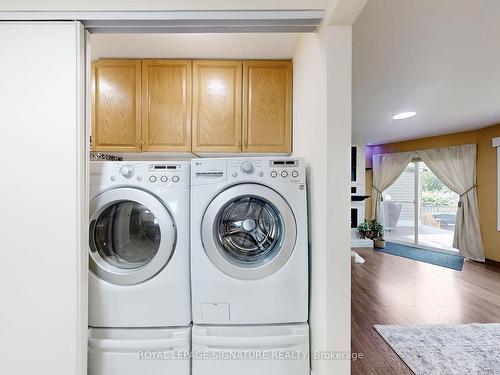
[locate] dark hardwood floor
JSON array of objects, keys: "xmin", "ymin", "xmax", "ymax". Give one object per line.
[{"xmin": 351, "ymin": 247, "xmax": 500, "ymax": 375}]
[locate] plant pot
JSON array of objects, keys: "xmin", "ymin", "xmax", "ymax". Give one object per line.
[
  {"xmin": 374, "ymin": 239, "xmax": 386, "ymax": 249},
  {"xmin": 359, "ymin": 232, "xmax": 366, "ymax": 239}
]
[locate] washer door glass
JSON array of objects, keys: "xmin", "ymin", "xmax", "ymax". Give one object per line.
[
  {"xmin": 89, "ymin": 188, "xmax": 176, "ymax": 285},
  {"xmin": 202, "ymin": 184, "xmax": 297, "ymax": 280},
  {"xmin": 94, "ymin": 201, "xmax": 161, "ymax": 269},
  {"xmin": 217, "ymin": 197, "xmax": 282, "ymax": 266}
]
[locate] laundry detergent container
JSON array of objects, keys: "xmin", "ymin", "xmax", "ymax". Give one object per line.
[
  {"xmin": 88, "ymin": 326, "xmax": 191, "ymax": 375},
  {"xmin": 192, "ymin": 323, "xmax": 310, "ymax": 375}
]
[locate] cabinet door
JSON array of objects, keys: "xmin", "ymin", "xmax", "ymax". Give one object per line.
[
  {"xmin": 92, "ymin": 59, "xmax": 141, "ymax": 152},
  {"xmin": 192, "ymin": 60, "xmax": 242, "ymax": 153},
  {"xmin": 142, "ymin": 60, "xmax": 192, "ymax": 152},
  {"xmin": 243, "ymin": 61, "xmax": 292, "ymax": 153},
  {"xmin": 1, "ymin": 21, "xmax": 86, "ymax": 374}
]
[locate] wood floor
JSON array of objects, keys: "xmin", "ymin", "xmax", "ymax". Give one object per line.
[{"xmin": 351, "ymin": 247, "xmax": 500, "ymax": 374}]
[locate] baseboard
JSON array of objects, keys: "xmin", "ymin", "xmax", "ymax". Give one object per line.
[{"xmin": 485, "ymin": 258, "xmax": 500, "ymax": 269}]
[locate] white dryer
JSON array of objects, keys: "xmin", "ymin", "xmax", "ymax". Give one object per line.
[
  {"xmin": 190, "ymin": 157, "xmax": 308, "ymax": 324},
  {"xmin": 89, "ymin": 161, "xmax": 191, "ymax": 328}
]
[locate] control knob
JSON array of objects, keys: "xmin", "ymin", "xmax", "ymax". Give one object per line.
[
  {"xmin": 240, "ymin": 161, "xmax": 255, "ymax": 175},
  {"xmin": 172, "ymin": 175, "xmax": 180, "ymax": 183},
  {"xmin": 119, "ymin": 165, "xmax": 134, "ymax": 179}
]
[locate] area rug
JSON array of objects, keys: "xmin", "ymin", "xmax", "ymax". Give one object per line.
[
  {"xmin": 374, "ymin": 323, "xmax": 500, "ymax": 375},
  {"xmin": 376, "ymin": 242, "xmax": 464, "ymax": 271}
]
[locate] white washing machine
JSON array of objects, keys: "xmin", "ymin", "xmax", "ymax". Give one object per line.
[
  {"xmin": 88, "ymin": 161, "xmax": 191, "ymax": 328},
  {"xmin": 190, "ymin": 157, "xmax": 308, "ymax": 324}
]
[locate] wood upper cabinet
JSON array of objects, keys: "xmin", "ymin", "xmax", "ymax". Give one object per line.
[
  {"xmin": 192, "ymin": 60, "xmax": 242, "ymax": 152},
  {"xmin": 243, "ymin": 60, "xmax": 292, "ymax": 153},
  {"xmin": 92, "ymin": 58, "xmax": 292, "ymax": 154},
  {"xmin": 142, "ymin": 60, "xmax": 192, "ymax": 152},
  {"xmin": 92, "ymin": 60, "xmax": 141, "ymax": 152}
]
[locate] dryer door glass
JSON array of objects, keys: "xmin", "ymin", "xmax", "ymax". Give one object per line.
[
  {"xmin": 94, "ymin": 201, "xmax": 160, "ymax": 269},
  {"xmin": 217, "ymin": 197, "xmax": 283, "ymax": 265},
  {"xmin": 89, "ymin": 187, "xmax": 176, "ymax": 285}
]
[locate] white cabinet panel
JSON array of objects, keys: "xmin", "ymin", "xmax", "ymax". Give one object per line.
[{"xmin": 0, "ymin": 22, "xmax": 86, "ymax": 375}]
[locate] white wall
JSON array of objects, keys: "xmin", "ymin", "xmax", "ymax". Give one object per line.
[
  {"xmin": 326, "ymin": 25, "xmax": 352, "ymax": 374},
  {"xmin": 0, "ymin": 22, "xmax": 87, "ymax": 375},
  {"xmin": 293, "ymin": 28, "xmax": 328, "ymax": 375},
  {"xmin": 91, "ymin": 33, "xmax": 298, "ymax": 60},
  {"xmin": 293, "ymin": 23, "xmax": 352, "ymax": 375}
]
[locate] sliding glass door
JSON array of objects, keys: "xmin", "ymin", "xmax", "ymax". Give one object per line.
[
  {"xmin": 383, "ymin": 162, "xmax": 417, "ymax": 243},
  {"xmin": 383, "ymin": 161, "xmax": 459, "ymax": 252}
]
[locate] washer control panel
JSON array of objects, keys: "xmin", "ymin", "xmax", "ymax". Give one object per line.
[{"xmin": 227, "ymin": 158, "xmax": 305, "ymax": 184}]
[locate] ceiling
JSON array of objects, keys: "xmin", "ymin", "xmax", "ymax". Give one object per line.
[{"xmin": 352, "ymin": 0, "xmax": 500, "ymax": 145}]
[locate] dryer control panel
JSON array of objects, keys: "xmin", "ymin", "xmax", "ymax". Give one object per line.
[
  {"xmin": 90, "ymin": 161, "xmax": 190, "ymax": 189},
  {"xmin": 267, "ymin": 159, "xmax": 302, "ymax": 181}
]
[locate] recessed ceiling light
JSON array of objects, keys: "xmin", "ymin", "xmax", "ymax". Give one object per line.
[{"xmin": 393, "ymin": 111, "xmax": 416, "ymax": 120}]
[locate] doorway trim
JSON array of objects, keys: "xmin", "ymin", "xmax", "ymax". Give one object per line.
[{"xmin": 0, "ymin": 10, "xmax": 324, "ymax": 32}]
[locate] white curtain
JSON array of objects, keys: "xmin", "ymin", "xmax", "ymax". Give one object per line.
[
  {"xmin": 372, "ymin": 152, "xmax": 416, "ymax": 225},
  {"xmin": 419, "ymin": 144, "xmax": 485, "ymax": 261}
]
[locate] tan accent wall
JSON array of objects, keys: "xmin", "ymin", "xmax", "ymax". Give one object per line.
[{"xmin": 365, "ymin": 124, "xmax": 500, "ymax": 262}]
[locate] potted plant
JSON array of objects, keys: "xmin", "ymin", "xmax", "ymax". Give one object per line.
[
  {"xmin": 367, "ymin": 219, "xmax": 386, "ymax": 248},
  {"xmin": 367, "ymin": 219, "xmax": 381, "ymax": 240},
  {"xmin": 357, "ymin": 220, "xmax": 369, "ymax": 239},
  {"xmin": 373, "ymin": 233, "xmax": 386, "ymax": 249}
]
